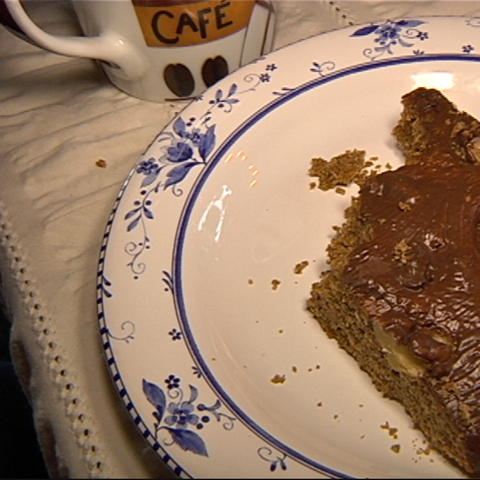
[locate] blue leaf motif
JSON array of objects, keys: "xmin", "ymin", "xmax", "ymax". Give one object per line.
[
  {"xmin": 187, "ymin": 384, "xmax": 199, "ymax": 404},
  {"xmin": 143, "ymin": 206, "xmax": 154, "ymax": 220},
  {"xmin": 172, "ymin": 116, "xmax": 187, "ymax": 138},
  {"xmin": 396, "ymin": 19, "xmax": 425, "ymax": 28},
  {"xmin": 198, "ymin": 125, "xmax": 216, "ymax": 161},
  {"xmin": 143, "ymin": 379, "xmax": 167, "ymax": 423},
  {"xmin": 141, "ymin": 170, "xmax": 161, "ymax": 187},
  {"xmin": 167, "ymin": 427, "xmax": 208, "ymax": 457},
  {"xmin": 350, "ymin": 24, "xmax": 378, "ymax": 36},
  {"xmin": 125, "ymin": 207, "xmax": 141, "ymax": 220},
  {"xmin": 127, "ymin": 215, "xmax": 141, "ymax": 232},
  {"xmin": 164, "ymin": 162, "xmax": 197, "ymax": 188},
  {"xmin": 228, "ymin": 83, "xmax": 237, "ymax": 97}
]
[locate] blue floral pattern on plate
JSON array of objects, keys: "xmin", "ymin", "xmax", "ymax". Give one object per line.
[
  {"xmin": 351, "ymin": 19, "xmax": 428, "ymax": 60},
  {"xmin": 143, "ymin": 376, "xmax": 236, "ymax": 457},
  {"xmin": 123, "ymin": 65, "xmax": 277, "ymax": 279}
]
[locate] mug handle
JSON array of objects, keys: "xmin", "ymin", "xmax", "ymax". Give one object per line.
[{"xmin": 1, "ymin": 0, "xmax": 146, "ymax": 80}]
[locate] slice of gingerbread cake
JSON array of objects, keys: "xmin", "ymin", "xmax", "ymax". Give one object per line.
[{"xmin": 307, "ymin": 87, "xmax": 480, "ymax": 475}]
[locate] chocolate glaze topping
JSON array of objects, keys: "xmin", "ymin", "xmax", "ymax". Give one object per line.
[
  {"xmin": 343, "ymin": 156, "xmax": 480, "ymax": 379},
  {"xmin": 344, "ymin": 87, "xmax": 480, "ymax": 380},
  {"xmin": 341, "ymin": 88, "xmax": 480, "ymax": 467}
]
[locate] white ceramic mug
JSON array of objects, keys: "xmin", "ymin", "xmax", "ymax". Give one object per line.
[{"xmin": 1, "ymin": 0, "xmax": 275, "ymax": 102}]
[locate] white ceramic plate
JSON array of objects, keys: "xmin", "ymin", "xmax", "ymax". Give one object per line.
[{"xmin": 97, "ymin": 16, "xmax": 480, "ymax": 479}]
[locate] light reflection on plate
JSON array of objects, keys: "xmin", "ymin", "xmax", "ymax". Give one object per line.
[{"xmin": 98, "ymin": 16, "xmax": 480, "ymax": 478}]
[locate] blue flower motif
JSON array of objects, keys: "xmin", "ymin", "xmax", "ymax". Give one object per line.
[
  {"xmin": 165, "ymin": 401, "xmax": 199, "ymax": 428},
  {"xmin": 259, "ymin": 73, "xmax": 271, "ymax": 82},
  {"xmin": 265, "ymin": 63, "xmax": 277, "ymax": 71},
  {"xmin": 165, "ymin": 374, "xmax": 180, "ymax": 390},
  {"xmin": 463, "ymin": 44, "xmax": 475, "ymax": 53},
  {"xmin": 143, "ymin": 378, "xmax": 237, "ymax": 458},
  {"xmin": 168, "ymin": 328, "xmax": 182, "ymax": 341},
  {"xmin": 351, "ymin": 19, "xmax": 427, "ymax": 60},
  {"xmin": 186, "ymin": 127, "xmax": 204, "ymax": 145},
  {"xmin": 166, "ymin": 141, "xmax": 193, "ymax": 163},
  {"xmin": 137, "ymin": 157, "xmax": 161, "ymax": 175},
  {"xmin": 375, "ymin": 21, "xmax": 403, "ymax": 44}
]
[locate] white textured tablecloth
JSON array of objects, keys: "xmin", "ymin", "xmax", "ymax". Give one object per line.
[{"xmin": 2, "ymin": 1, "xmax": 480, "ymax": 478}]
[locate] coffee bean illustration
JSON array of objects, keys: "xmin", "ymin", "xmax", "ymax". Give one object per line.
[
  {"xmin": 202, "ymin": 56, "xmax": 229, "ymax": 87},
  {"xmin": 164, "ymin": 63, "xmax": 195, "ymax": 97}
]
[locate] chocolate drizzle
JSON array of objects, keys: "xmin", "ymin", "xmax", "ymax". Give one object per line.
[
  {"xmin": 343, "ymin": 88, "xmax": 480, "ymax": 383},
  {"xmin": 343, "ymin": 156, "xmax": 480, "ymax": 379}
]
